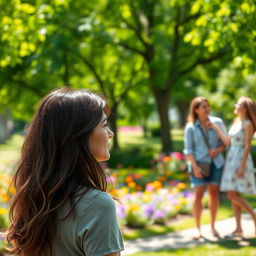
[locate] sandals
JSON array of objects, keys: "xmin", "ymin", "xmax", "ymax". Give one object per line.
[
  {"xmin": 224, "ymin": 231, "xmax": 243, "ymax": 239},
  {"xmin": 192, "ymin": 230, "xmax": 203, "ymax": 240}
]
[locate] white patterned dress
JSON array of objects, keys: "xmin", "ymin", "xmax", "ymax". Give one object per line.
[{"xmin": 220, "ymin": 120, "xmax": 256, "ymax": 194}]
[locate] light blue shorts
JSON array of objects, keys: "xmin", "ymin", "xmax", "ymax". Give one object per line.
[{"xmin": 190, "ymin": 162, "xmax": 223, "ymax": 187}]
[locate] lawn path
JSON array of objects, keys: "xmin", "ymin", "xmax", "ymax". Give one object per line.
[{"xmin": 123, "ymin": 214, "xmax": 255, "ymax": 255}]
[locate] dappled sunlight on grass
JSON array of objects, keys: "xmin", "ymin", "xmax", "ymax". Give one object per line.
[
  {"xmin": 123, "ymin": 224, "xmax": 175, "ymax": 240},
  {"xmin": 118, "ymin": 129, "xmax": 184, "ymax": 151},
  {"xmin": 129, "ymin": 238, "xmax": 256, "ymax": 255}
]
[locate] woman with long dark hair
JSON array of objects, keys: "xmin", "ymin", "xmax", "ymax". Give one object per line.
[
  {"xmin": 184, "ymin": 97, "xmax": 226, "ymax": 239},
  {"xmin": 210, "ymin": 96, "xmax": 256, "ymax": 237},
  {"xmin": 6, "ymin": 88, "xmax": 124, "ymax": 256}
]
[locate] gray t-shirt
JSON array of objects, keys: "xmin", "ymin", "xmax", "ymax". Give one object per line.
[{"xmin": 52, "ymin": 189, "xmax": 124, "ymax": 256}]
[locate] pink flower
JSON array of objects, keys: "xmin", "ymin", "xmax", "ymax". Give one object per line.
[
  {"xmin": 145, "ymin": 183, "xmax": 155, "ymax": 191},
  {"xmin": 106, "ymin": 175, "xmax": 116, "ymax": 184},
  {"xmin": 171, "ymin": 152, "xmax": 185, "ymax": 160}
]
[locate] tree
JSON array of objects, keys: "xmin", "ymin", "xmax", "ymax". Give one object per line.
[
  {"xmin": 77, "ymin": 43, "xmax": 146, "ymax": 149},
  {"xmin": 1, "ymin": 0, "xmax": 256, "ymax": 153},
  {"xmin": 0, "ymin": 0, "xmax": 146, "ymax": 150},
  {"xmin": 101, "ymin": 0, "xmax": 256, "ymax": 152}
]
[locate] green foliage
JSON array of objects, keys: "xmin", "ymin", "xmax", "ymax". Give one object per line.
[
  {"xmin": 1, "ymin": 0, "xmax": 256, "ymax": 150},
  {"xmin": 126, "ymin": 211, "xmax": 149, "ymax": 228},
  {"xmin": 149, "ymin": 125, "xmax": 161, "ymax": 138},
  {"xmin": 0, "ymin": 214, "xmax": 8, "ymax": 229},
  {"xmin": 197, "ymin": 66, "xmax": 256, "ymax": 122},
  {"xmin": 108, "ymin": 146, "xmax": 156, "ymax": 168}
]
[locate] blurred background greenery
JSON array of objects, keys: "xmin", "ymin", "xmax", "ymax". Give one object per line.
[
  {"xmin": 1, "ymin": 0, "xmax": 256, "ymax": 255},
  {"xmin": 1, "ymin": 0, "xmax": 256, "ymax": 153}
]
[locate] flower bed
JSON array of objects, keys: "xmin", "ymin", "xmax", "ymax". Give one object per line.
[
  {"xmin": 108, "ymin": 152, "xmax": 193, "ymax": 228},
  {"xmin": 0, "ymin": 161, "xmax": 15, "ymax": 229},
  {"xmin": 0, "ymin": 152, "xmax": 192, "ymax": 239},
  {"xmin": 0, "ymin": 161, "xmax": 16, "ymax": 254},
  {"xmin": 114, "ymin": 187, "xmax": 193, "ymax": 228}
]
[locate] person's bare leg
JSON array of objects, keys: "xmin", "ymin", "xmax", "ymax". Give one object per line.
[
  {"xmin": 232, "ymin": 201, "xmax": 242, "ymax": 234},
  {"xmin": 208, "ymin": 184, "xmax": 220, "ymax": 237},
  {"xmin": 193, "ymin": 185, "xmax": 206, "ymax": 238},
  {"xmin": 227, "ymin": 191, "xmax": 256, "ymax": 233}
]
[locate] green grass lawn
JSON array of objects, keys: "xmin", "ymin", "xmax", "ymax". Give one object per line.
[
  {"xmin": 118, "ymin": 129, "xmax": 184, "ymax": 152},
  {"xmin": 119, "ymin": 128, "xmax": 256, "ymax": 153},
  {"xmin": 128, "ymin": 238, "xmax": 256, "ymax": 256}
]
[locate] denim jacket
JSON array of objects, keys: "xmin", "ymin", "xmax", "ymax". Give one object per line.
[{"xmin": 183, "ymin": 116, "xmax": 227, "ymax": 169}]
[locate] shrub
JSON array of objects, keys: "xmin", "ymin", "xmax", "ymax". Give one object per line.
[
  {"xmin": 108, "ymin": 146, "xmax": 156, "ymax": 168},
  {"xmin": 149, "ymin": 125, "xmax": 161, "ymax": 137},
  {"xmin": 154, "ymin": 152, "xmax": 187, "ymax": 175}
]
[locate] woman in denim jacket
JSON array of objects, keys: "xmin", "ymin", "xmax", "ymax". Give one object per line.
[{"xmin": 184, "ymin": 96, "xmax": 227, "ymax": 239}]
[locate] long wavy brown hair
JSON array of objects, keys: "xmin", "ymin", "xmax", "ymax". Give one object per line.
[
  {"xmin": 6, "ymin": 87, "xmax": 110, "ymax": 256},
  {"xmin": 240, "ymin": 96, "xmax": 256, "ymax": 132},
  {"xmin": 187, "ymin": 96, "xmax": 209, "ymax": 123}
]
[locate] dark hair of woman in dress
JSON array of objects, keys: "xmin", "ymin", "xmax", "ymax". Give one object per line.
[
  {"xmin": 237, "ymin": 96, "xmax": 256, "ymax": 131},
  {"xmin": 6, "ymin": 87, "xmax": 111, "ymax": 256}
]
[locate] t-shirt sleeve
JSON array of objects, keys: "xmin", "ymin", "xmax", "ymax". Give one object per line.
[
  {"xmin": 78, "ymin": 192, "xmax": 124, "ymax": 256},
  {"xmin": 183, "ymin": 123, "xmax": 194, "ymax": 155}
]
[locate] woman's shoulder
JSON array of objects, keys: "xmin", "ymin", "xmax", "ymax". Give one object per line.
[
  {"xmin": 243, "ymin": 119, "xmax": 252, "ymax": 127},
  {"xmin": 77, "ymin": 189, "xmax": 114, "ymax": 212},
  {"xmin": 209, "ymin": 115, "xmax": 223, "ymax": 124},
  {"xmin": 185, "ymin": 122, "xmax": 195, "ymax": 130}
]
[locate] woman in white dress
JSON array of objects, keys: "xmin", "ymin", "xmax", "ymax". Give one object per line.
[{"xmin": 210, "ymin": 96, "xmax": 256, "ymax": 236}]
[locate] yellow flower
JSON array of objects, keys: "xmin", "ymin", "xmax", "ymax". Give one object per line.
[
  {"xmin": 174, "ymin": 204, "xmax": 181, "ymax": 210},
  {"xmin": 142, "ymin": 193, "xmax": 152, "ymax": 203},
  {"xmin": 177, "ymin": 182, "xmax": 186, "ymax": 190},
  {"xmin": 9, "ymin": 185, "xmax": 16, "ymax": 195},
  {"xmin": 1, "ymin": 193, "xmax": 9, "ymax": 202},
  {"xmin": 178, "ymin": 197, "xmax": 188, "ymax": 205},
  {"xmin": 152, "ymin": 180, "xmax": 162, "ymax": 190},
  {"xmin": 127, "ymin": 204, "xmax": 140, "ymax": 212},
  {"xmin": 128, "ymin": 182, "xmax": 136, "ymax": 189},
  {"xmin": 170, "ymin": 187, "xmax": 179, "ymax": 194},
  {"xmin": 118, "ymin": 187, "xmax": 129, "ymax": 196},
  {"xmin": 109, "ymin": 189, "xmax": 119, "ymax": 197},
  {"xmin": 0, "ymin": 208, "xmax": 8, "ymax": 215}
]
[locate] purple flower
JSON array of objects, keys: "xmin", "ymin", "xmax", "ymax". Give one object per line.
[
  {"xmin": 116, "ymin": 204, "xmax": 126, "ymax": 219},
  {"xmin": 142, "ymin": 204, "xmax": 155, "ymax": 218},
  {"xmin": 106, "ymin": 175, "xmax": 116, "ymax": 184},
  {"xmin": 0, "ymin": 233, "xmax": 6, "ymax": 241},
  {"xmin": 183, "ymin": 191, "xmax": 193, "ymax": 198},
  {"xmin": 153, "ymin": 210, "xmax": 165, "ymax": 220}
]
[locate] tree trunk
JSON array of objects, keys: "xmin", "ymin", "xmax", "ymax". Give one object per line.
[
  {"xmin": 153, "ymin": 88, "xmax": 172, "ymax": 153},
  {"xmin": 176, "ymin": 100, "xmax": 188, "ymax": 128},
  {"xmin": 108, "ymin": 103, "xmax": 119, "ymax": 150}
]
